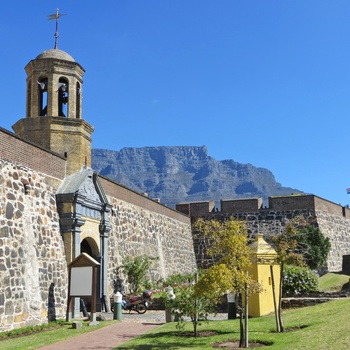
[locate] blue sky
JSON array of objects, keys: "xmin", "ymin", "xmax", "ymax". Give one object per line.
[{"xmin": 1, "ymin": 0, "xmax": 350, "ymax": 206}]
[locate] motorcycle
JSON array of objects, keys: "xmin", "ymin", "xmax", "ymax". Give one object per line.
[{"xmin": 111, "ymin": 290, "xmax": 152, "ymax": 314}]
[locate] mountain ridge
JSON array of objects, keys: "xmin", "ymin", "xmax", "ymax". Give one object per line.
[{"xmin": 92, "ymin": 145, "xmax": 302, "ymax": 208}]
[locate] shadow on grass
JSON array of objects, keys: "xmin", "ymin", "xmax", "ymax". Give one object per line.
[
  {"xmin": 116, "ymin": 329, "xmax": 237, "ymax": 349},
  {"xmin": 270, "ymin": 324, "xmax": 309, "ymax": 333},
  {"xmin": 213, "ymin": 339, "xmax": 274, "ymax": 348},
  {"xmin": 333, "ymin": 271, "xmax": 350, "ymax": 275}
]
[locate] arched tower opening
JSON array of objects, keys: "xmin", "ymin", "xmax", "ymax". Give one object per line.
[
  {"xmin": 38, "ymin": 77, "xmax": 48, "ymax": 116},
  {"xmin": 58, "ymin": 77, "xmax": 68, "ymax": 117}
]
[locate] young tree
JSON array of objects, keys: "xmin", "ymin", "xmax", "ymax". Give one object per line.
[
  {"xmin": 270, "ymin": 220, "xmax": 330, "ymax": 332},
  {"xmin": 270, "ymin": 219, "xmax": 304, "ymax": 332},
  {"xmin": 163, "ymin": 272, "xmax": 216, "ymax": 337},
  {"xmin": 119, "ymin": 255, "xmax": 158, "ymax": 295},
  {"xmin": 193, "ymin": 217, "xmax": 261, "ymax": 347}
]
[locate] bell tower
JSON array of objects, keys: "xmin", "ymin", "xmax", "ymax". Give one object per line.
[
  {"xmin": 13, "ymin": 12, "xmax": 94, "ymax": 176},
  {"xmin": 25, "ymin": 49, "xmax": 84, "ymax": 119}
]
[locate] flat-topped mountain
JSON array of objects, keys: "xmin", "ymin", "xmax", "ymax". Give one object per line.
[{"xmin": 92, "ymin": 146, "xmax": 302, "ymax": 208}]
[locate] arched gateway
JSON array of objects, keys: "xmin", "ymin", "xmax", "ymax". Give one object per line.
[{"xmin": 56, "ymin": 167, "xmax": 112, "ymax": 316}]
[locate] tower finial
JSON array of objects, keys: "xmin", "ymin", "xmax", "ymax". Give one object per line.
[{"xmin": 48, "ymin": 8, "xmax": 67, "ymax": 49}]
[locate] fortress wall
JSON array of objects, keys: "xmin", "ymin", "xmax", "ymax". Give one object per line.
[
  {"xmin": 192, "ymin": 209, "xmax": 316, "ymax": 269},
  {"xmin": 0, "ymin": 160, "xmax": 67, "ymax": 332},
  {"xmin": 185, "ymin": 195, "xmax": 350, "ymax": 272},
  {"xmin": 314, "ymin": 196, "xmax": 347, "ymax": 216},
  {"xmin": 269, "ymin": 195, "xmax": 316, "ymax": 210},
  {"xmin": 269, "ymin": 195, "xmax": 348, "ymax": 217},
  {"xmin": 221, "ymin": 197, "xmax": 263, "ymax": 213},
  {"xmin": 0, "ymin": 159, "xmax": 197, "ymax": 331},
  {"xmin": 5, "ymin": 132, "xmax": 349, "ymax": 331},
  {"xmin": 0, "ymin": 127, "xmax": 66, "ymax": 180},
  {"xmin": 315, "ymin": 210, "xmax": 350, "ymax": 271},
  {"xmin": 0, "ymin": 151, "xmax": 196, "ymax": 331},
  {"xmin": 99, "ymin": 175, "xmax": 191, "ymax": 223},
  {"xmin": 343, "ymin": 206, "xmax": 350, "ymax": 218},
  {"xmin": 176, "ymin": 201, "xmax": 215, "ymax": 217},
  {"xmin": 106, "ymin": 196, "xmax": 197, "ymax": 295},
  {"xmin": 241, "ymin": 209, "xmax": 350, "ymax": 272}
]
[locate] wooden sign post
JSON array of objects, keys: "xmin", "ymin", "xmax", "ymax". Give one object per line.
[{"xmin": 66, "ymin": 253, "xmax": 100, "ymax": 326}]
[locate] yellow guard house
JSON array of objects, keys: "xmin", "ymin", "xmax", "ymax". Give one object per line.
[{"xmin": 247, "ymin": 234, "xmax": 280, "ymax": 317}]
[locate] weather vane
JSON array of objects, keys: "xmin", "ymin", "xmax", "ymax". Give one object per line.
[{"xmin": 48, "ymin": 8, "xmax": 67, "ymax": 49}]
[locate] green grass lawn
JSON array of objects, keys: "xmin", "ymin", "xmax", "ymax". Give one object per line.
[
  {"xmin": 115, "ymin": 299, "xmax": 350, "ymax": 349},
  {"xmin": 0, "ymin": 320, "xmax": 116, "ymax": 350},
  {"xmin": 318, "ymin": 272, "xmax": 350, "ymax": 292}
]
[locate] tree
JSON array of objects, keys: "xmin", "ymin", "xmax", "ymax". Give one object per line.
[
  {"xmin": 163, "ymin": 272, "xmax": 216, "ymax": 337},
  {"xmin": 296, "ymin": 226, "xmax": 330, "ymax": 270},
  {"xmin": 193, "ymin": 217, "xmax": 261, "ymax": 348},
  {"xmin": 118, "ymin": 255, "xmax": 157, "ymax": 295},
  {"xmin": 271, "ymin": 219, "xmax": 304, "ymax": 332},
  {"xmin": 270, "ymin": 220, "xmax": 330, "ymax": 332}
]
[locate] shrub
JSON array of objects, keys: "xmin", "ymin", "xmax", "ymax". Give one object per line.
[
  {"xmin": 119, "ymin": 255, "xmax": 158, "ymax": 294},
  {"xmin": 163, "ymin": 272, "xmax": 195, "ymax": 287},
  {"xmin": 283, "ymin": 264, "xmax": 318, "ymax": 296}
]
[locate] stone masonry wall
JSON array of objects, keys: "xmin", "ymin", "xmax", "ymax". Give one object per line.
[
  {"xmin": 192, "ymin": 209, "xmax": 316, "ymax": 269},
  {"xmin": 0, "ymin": 160, "xmax": 67, "ymax": 332},
  {"xmin": 106, "ymin": 196, "xmax": 197, "ymax": 296},
  {"xmin": 315, "ymin": 209, "xmax": 350, "ymax": 271},
  {"xmin": 1, "ymin": 158, "xmax": 196, "ymax": 331},
  {"xmin": 182, "ymin": 196, "xmax": 350, "ymax": 272},
  {"xmin": 242, "ymin": 208, "xmax": 350, "ymax": 272}
]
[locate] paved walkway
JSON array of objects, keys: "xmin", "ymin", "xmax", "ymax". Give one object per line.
[
  {"xmin": 38, "ymin": 311, "xmax": 166, "ymax": 350},
  {"xmin": 37, "ymin": 311, "xmax": 228, "ymax": 349}
]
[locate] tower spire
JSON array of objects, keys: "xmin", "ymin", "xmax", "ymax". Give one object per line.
[{"xmin": 48, "ymin": 8, "xmax": 66, "ymax": 49}]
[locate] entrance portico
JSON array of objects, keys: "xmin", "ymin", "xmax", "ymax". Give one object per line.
[{"xmin": 56, "ymin": 167, "xmax": 112, "ymax": 316}]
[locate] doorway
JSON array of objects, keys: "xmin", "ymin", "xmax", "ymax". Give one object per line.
[{"xmin": 80, "ymin": 238, "xmax": 102, "ymax": 312}]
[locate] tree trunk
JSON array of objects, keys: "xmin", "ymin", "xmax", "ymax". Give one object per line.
[
  {"xmin": 193, "ymin": 272, "xmax": 199, "ymax": 336},
  {"xmin": 193, "ymin": 299, "xmax": 198, "ymax": 336},
  {"xmin": 193, "ymin": 316, "xmax": 198, "ymax": 337},
  {"xmin": 277, "ymin": 263, "xmax": 285, "ymax": 332},
  {"xmin": 244, "ymin": 282, "xmax": 249, "ymax": 348},
  {"xmin": 239, "ymin": 293, "xmax": 244, "ymax": 348},
  {"xmin": 270, "ymin": 265, "xmax": 281, "ymax": 332}
]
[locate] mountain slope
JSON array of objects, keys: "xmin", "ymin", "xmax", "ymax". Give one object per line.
[{"xmin": 92, "ymin": 146, "xmax": 302, "ymax": 208}]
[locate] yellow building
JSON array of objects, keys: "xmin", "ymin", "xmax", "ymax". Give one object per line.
[{"xmin": 247, "ymin": 234, "xmax": 280, "ymax": 317}]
